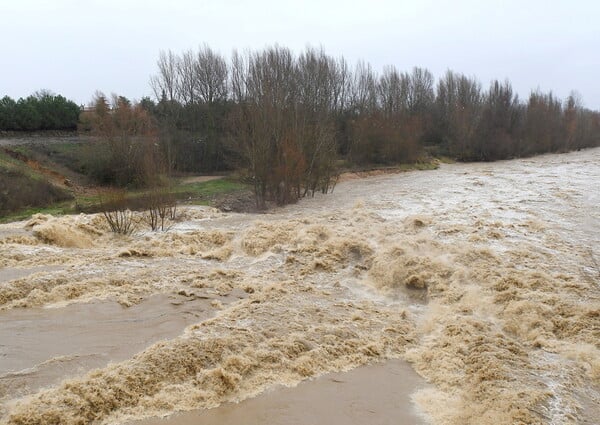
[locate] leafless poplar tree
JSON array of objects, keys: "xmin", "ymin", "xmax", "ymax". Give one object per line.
[
  {"xmin": 176, "ymin": 49, "xmax": 197, "ymax": 105},
  {"xmin": 230, "ymin": 49, "xmax": 249, "ymax": 103},
  {"xmin": 195, "ymin": 44, "xmax": 228, "ymax": 104},
  {"xmin": 406, "ymin": 67, "xmax": 435, "ymax": 115},
  {"xmin": 296, "ymin": 47, "xmax": 338, "ymax": 195},
  {"xmin": 378, "ymin": 65, "xmax": 410, "ymax": 118},
  {"xmin": 436, "ymin": 71, "xmax": 482, "ymax": 157},
  {"xmin": 350, "ymin": 61, "xmax": 377, "ymax": 113},
  {"xmin": 150, "ymin": 50, "xmax": 179, "ymax": 102}
]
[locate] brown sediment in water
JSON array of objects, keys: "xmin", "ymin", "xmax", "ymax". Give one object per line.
[
  {"xmin": 26, "ymin": 213, "xmax": 109, "ymax": 248},
  {"xmin": 1, "ymin": 148, "xmax": 599, "ymax": 425},
  {"xmin": 130, "ymin": 359, "xmax": 429, "ymax": 425},
  {"xmin": 368, "ymin": 241, "xmax": 453, "ymax": 292},
  {"xmin": 118, "ymin": 229, "xmax": 234, "ymax": 260},
  {"xmin": 0, "ymin": 256, "xmax": 253, "ymax": 310},
  {"xmin": 0, "ymin": 267, "xmax": 62, "ymax": 284},
  {"xmin": 0, "ymin": 293, "xmax": 239, "ymax": 399},
  {"xmin": 4, "ymin": 281, "xmax": 414, "ymax": 425}
]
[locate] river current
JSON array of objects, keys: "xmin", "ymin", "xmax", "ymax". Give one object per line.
[{"xmin": 0, "ymin": 148, "xmax": 598, "ymax": 424}]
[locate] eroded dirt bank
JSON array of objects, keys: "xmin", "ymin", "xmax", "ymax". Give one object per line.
[{"xmin": 1, "ymin": 148, "xmax": 599, "ymax": 424}]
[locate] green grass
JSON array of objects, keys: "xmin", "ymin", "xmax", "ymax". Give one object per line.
[
  {"xmin": 339, "ymin": 157, "xmax": 440, "ymax": 174},
  {"xmin": 5, "ymin": 145, "xmax": 32, "ymax": 157},
  {"xmin": 435, "ymin": 156, "xmax": 456, "ymax": 164},
  {"xmin": 0, "ymin": 148, "xmax": 55, "ymax": 182},
  {"xmin": 0, "ymin": 148, "xmax": 49, "ymax": 181},
  {"xmin": 0, "ymin": 158, "xmax": 74, "ymax": 223},
  {"xmin": 396, "ymin": 161, "xmax": 439, "ymax": 171},
  {"xmin": 172, "ymin": 178, "xmax": 247, "ymax": 200},
  {"xmin": 0, "ymin": 150, "xmax": 20, "ymax": 169},
  {"xmin": 47, "ymin": 142, "xmax": 82, "ymax": 154},
  {"xmin": 103, "ymin": 177, "xmax": 248, "ymax": 203},
  {"xmin": 74, "ymin": 177, "xmax": 249, "ymax": 212},
  {"xmin": 46, "ymin": 143, "xmax": 88, "ymax": 169}
]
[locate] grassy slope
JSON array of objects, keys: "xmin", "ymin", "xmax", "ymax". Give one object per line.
[
  {"xmin": 0, "ymin": 150, "xmax": 73, "ymax": 221},
  {"xmin": 0, "ymin": 135, "xmax": 253, "ymax": 222}
]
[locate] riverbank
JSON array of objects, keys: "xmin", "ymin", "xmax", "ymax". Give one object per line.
[{"xmin": 0, "ymin": 133, "xmax": 441, "ymax": 221}]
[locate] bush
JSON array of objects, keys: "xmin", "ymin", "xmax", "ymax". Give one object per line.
[
  {"xmin": 144, "ymin": 187, "xmax": 177, "ymax": 231},
  {"xmin": 98, "ymin": 190, "xmax": 138, "ymax": 235}
]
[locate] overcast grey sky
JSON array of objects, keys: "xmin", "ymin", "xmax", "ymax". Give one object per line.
[{"xmin": 1, "ymin": 0, "xmax": 598, "ymax": 108}]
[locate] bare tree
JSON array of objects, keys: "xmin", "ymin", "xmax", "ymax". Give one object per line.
[
  {"xmin": 229, "ymin": 46, "xmax": 339, "ymax": 206},
  {"xmin": 522, "ymin": 90, "xmax": 562, "ymax": 155},
  {"xmin": 407, "ymin": 67, "xmax": 435, "ymax": 115},
  {"xmin": 563, "ymin": 91, "xmax": 582, "ymax": 150},
  {"xmin": 150, "ymin": 50, "xmax": 179, "ymax": 102},
  {"xmin": 230, "ymin": 49, "xmax": 249, "ymax": 103},
  {"xmin": 475, "ymin": 80, "xmax": 522, "ymax": 160},
  {"xmin": 100, "ymin": 190, "xmax": 137, "ymax": 235},
  {"xmin": 296, "ymin": 47, "xmax": 338, "ymax": 196},
  {"xmin": 176, "ymin": 49, "xmax": 197, "ymax": 105},
  {"xmin": 88, "ymin": 92, "xmax": 163, "ymax": 187},
  {"xmin": 330, "ymin": 55, "xmax": 350, "ymax": 113},
  {"xmin": 245, "ymin": 46, "xmax": 296, "ymax": 206},
  {"xmin": 436, "ymin": 71, "xmax": 483, "ymax": 157},
  {"xmin": 145, "ymin": 187, "xmax": 176, "ymax": 231},
  {"xmin": 350, "ymin": 61, "xmax": 377, "ymax": 113},
  {"xmin": 195, "ymin": 44, "xmax": 228, "ymax": 104},
  {"xmin": 378, "ymin": 65, "xmax": 410, "ymax": 118}
]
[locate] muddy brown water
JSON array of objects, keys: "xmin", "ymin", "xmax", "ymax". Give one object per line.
[
  {"xmin": 0, "ymin": 267, "xmax": 62, "ymax": 284},
  {"xmin": 0, "ymin": 291, "xmax": 244, "ymax": 399},
  {"xmin": 0, "ymin": 147, "xmax": 599, "ymax": 425},
  {"xmin": 131, "ymin": 360, "xmax": 428, "ymax": 425}
]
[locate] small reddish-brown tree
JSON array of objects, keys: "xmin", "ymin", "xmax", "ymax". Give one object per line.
[{"xmin": 87, "ymin": 92, "xmax": 164, "ymax": 187}]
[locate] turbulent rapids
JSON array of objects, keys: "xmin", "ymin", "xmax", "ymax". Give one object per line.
[{"xmin": 1, "ymin": 148, "xmax": 599, "ymax": 425}]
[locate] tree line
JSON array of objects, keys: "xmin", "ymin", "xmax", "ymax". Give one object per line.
[
  {"xmin": 0, "ymin": 91, "xmax": 81, "ymax": 131},
  {"xmin": 81, "ymin": 45, "xmax": 600, "ymax": 206}
]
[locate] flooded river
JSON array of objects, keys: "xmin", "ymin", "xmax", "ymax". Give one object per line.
[{"xmin": 1, "ymin": 148, "xmax": 598, "ymax": 424}]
